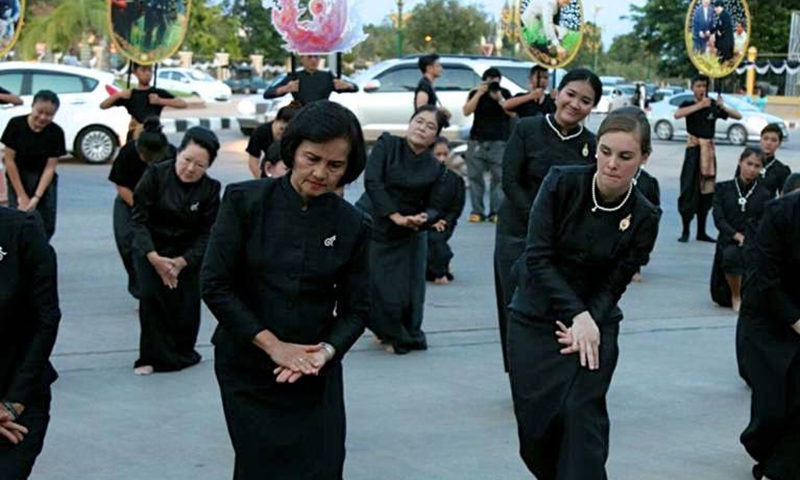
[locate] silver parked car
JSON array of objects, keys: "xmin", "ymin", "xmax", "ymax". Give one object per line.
[
  {"xmin": 236, "ymin": 55, "xmax": 547, "ymax": 140},
  {"xmin": 648, "ymin": 92, "xmax": 789, "ymax": 145}
]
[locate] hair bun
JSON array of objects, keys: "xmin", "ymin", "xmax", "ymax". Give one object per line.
[{"xmin": 142, "ymin": 116, "xmax": 163, "ymax": 133}]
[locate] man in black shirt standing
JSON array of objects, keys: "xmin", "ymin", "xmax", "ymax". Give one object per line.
[
  {"xmin": 263, "ymin": 55, "xmax": 358, "ymax": 106},
  {"xmin": 462, "ymin": 67, "xmax": 512, "ymax": 223},
  {"xmin": 674, "ymin": 73, "xmax": 741, "ymax": 242},
  {"xmin": 100, "ymin": 63, "xmax": 187, "ymax": 141},
  {"xmin": 503, "ymin": 65, "xmax": 555, "ymax": 118},
  {"xmin": 415, "ymin": 54, "xmax": 442, "ymax": 109}
]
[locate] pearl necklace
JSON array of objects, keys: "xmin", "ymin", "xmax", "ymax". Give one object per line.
[
  {"xmin": 545, "ymin": 114, "xmax": 584, "ymax": 141},
  {"xmin": 735, "ymin": 177, "xmax": 757, "ymax": 212},
  {"xmin": 591, "ymin": 172, "xmax": 633, "ymax": 213},
  {"xmin": 633, "ymin": 167, "xmax": 643, "ymax": 185}
]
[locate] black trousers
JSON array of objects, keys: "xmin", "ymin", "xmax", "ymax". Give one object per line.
[
  {"xmin": 0, "ymin": 395, "xmax": 51, "ymax": 480},
  {"xmin": 678, "ymin": 146, "xmax": 713, "ymax": 224},
  {"xmin": 426, "ymin": 228, "xmax": 455, "ymax": 280},
  {"xmin": 113, "ymin": 196, "xmax": 139, "ymax": 299},
  {"xmin": 508, "ymin": 313, "xmax": 619, "ymax": 480},
  {"xmin": 133, "ymin": 253, "xmax": 202, "ymax": 371},
  {"xmin": 143, "ymin": 11, "xmax": 168, "ymax": 50},
  {"xmin": 6, "ymin": 173, "xmax": 57, "ymax": 241}
]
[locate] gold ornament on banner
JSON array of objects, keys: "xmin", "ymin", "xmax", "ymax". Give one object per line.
[{"xmin": 108, "ymin": 0, "xmax": 193, "ymax": 65}]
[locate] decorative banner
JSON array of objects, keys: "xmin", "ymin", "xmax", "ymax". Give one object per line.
[
  {"xmin": 267, "ymin": 0, "xmax": 368, "ymax": 55},
  {"xmin": 517, "ymin": 0, "xmax": 583, "ymax": 69},
  {"xmin": 0, "ymin": 0, "xmax": 24, "ymax": 58},
  {"xmin": 108, "ymin": 0, "xmax": 192, "ymax": 65},
  {"xmin": 735, "ymin": 61, "xmax": 800, "ymax": 75},
  {"xmin": 684, "ymin": 0, "xmax": 751, "ymax": 78}
]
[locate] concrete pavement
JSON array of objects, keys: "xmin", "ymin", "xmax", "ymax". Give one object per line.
[{"xmin": 27, "ymin": 127, "xmax": 800, "ymax": 480}]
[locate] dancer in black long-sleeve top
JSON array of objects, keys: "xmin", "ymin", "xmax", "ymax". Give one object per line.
[
  {"xmin": 426, "ymin": 137, "xmax": 466, "ymax": 284},
  {"xmin": 758, "ymin": 123, "xmax": 791, "ymax": 198},
  {"xmin": 0, "ymin": 207, "xmax": 61, "ymax": 479},
  {"xmin": 131, "ymin": 127, "xmax": 221, "ymax": 375},
  {"xmin": 202, "ymin": 102, "xmax": 369, "ymax": 480},
  {"xmin": 494, "ymin": 69, "xmax": 601, "ymax": 372},
  {"xmin": 507, "ymin": 109, "xmax": 661, "ymax": 480}
]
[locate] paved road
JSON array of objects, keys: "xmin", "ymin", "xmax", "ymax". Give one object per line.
[{"xmin": 28, "ymin": 127, "xmax": 800, "ymax": 479}]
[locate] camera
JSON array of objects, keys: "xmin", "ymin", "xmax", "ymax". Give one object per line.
[{"xmin": 488, "ymin": 82, "xmax": 501, "ymax": 92}]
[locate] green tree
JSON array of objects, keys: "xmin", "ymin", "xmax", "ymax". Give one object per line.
[
  {"xmin": 570, "ymin": 21, "xmax": 603, "ymax": 70},
  {"xmin": 606, "ymin": 32, "xmax": 643, "ymax": 64},
  {"xmin": 748, "ymin": 0, "xmax": 793, "ymax": 55},
  {"xmin": 184, "ymin": 0, "xmax": 242, "ymax": 58},
  {"xmin": 348, "ymin": 22, "xmax": 401, "ymax": 63},
  {"xmin": 628, "ymin": 0, "xmax": 692, "ymax": 78},
  {"xmin": 17, "ymin": 0, "xmax": 106, "ymax": 60},
  {"xmin": 230, "ymin": 0, "xmax": 287, "ymax": 61},
  {"xmin": 404, "ymin": 0, "xmax": 490, "ymax": 54}
]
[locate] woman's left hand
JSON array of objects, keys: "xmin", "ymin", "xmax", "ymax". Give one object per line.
[
  {"xmin": 569, "ymin": 312, "xmax": 601, "ymax": 370},
  {"xmin": 272, "ymin": 344, "xmax": 333, "ymax": 383},
  {"xmin": 166, "ymin": 257, "xmax": 188, "ymax": 286}
]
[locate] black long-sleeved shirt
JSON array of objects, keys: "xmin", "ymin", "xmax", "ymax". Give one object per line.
[
  {"xmin": 499, "ymin": 115, "xmax": 596, "ymax": 237},
  {"xmin": 201, "ymin": 177, "xmax": 370, "ymax": 365},
  {"xmin": 634, "ymin": 167, "xmax": 661, "ymax": 207},
  {"xmin": 742, "ymin": 193, "xmax": 800, "ymax": 327},
  {"xmin": 712, "ymin": 178, "xmax": 771, "ymax": 245},
  {"xmin": 263, "ymin": 70, "xmax": 357, "ymax": 105},
  {"xmin": 358, "ymin": 132, "xmax": 449, "ymax": 239},
  {"xmin": 440, "ymin": 169, "xmax": 466, "ymax": 231},
  {"xmin": 131, "ymin": 160, "xmax": 221, "ymax": 267},
  {"xmin": 761, "ymin": 156, "xmax": 791, "ymax": 198},
  {"xmin": 510, "ymin": 165, "xmax": 661, "ymax": 325},
  {"xmin": 0, "ymin": 207, "xmax": 61, "ymax": 404}
]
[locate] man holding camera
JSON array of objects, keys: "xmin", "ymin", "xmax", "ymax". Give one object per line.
[{"xmin": 462, "ymin": 68, "xmax": 512, "ymax": 223}]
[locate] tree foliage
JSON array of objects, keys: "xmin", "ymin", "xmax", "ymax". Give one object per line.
[
  {"xmin": 229, "ymin": 0, "xmax": 286, "ymax": 61},
  {"xmin": 17, "ymin": 0, "xmax": 106, "ymax": 59},
  {"xmin": 404, "ymin": 0, "xmax": 490, "ymax": 54},
  {"xmin": 184, "ymin": 0, "xmax": 242, "ymax": 58}
]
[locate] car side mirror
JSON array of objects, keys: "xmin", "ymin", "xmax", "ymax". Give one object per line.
[{"xmin": 363, "ymin": 80, "xmax": 381, "ymax": 92}]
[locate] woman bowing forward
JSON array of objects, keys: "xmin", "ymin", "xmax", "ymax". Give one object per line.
[{"xmin": 507, "ymin": 108, "xmax": 661, "ymax": 479}]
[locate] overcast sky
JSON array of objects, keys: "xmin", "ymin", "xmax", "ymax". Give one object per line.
[{"xmin": 359, "ymin": 0, "xmax": 645, "ymax": 49}]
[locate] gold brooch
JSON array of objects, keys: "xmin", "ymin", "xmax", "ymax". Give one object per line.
[{"xmin": 619, "ymin": 214, "xmax": 631, "ymax": 232}]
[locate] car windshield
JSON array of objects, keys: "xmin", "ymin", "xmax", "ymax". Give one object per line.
[
  {"xmin": 188, "ymin": 70, "xmax": 215, "ymax": 81},
  {"xmin": 724, "ymin": 95, "xmax": 760, "ymax": 112},
  {"xmin": 618, "ymin": 86, "xmax": 636, "ymax": 95}
]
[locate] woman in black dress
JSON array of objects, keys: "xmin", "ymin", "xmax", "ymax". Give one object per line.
[
  {"xmin": 356, "ymin": 105, "xmax": 449, "ymax": 354},
  {"xmin": 739, "ymin": 191, "xmax": 800, "ymax": 480},
  {"xmin": 759, "ymin": 123, "xmax": 791, "ymax": 198},
  {"xmin": 201, "ymin": 101, "xmax": 368, "ymax": 480},
  {"xmin": 711, "ymin": 148, "xmax": 771, "ymax": 312},
  {"xmin": 109, "ymin": 117, "xmax": 173, "ymax": 300},
  {"xmin": 0, "ymin": 207, "xmax": 60, "ymax": 479},
  {"xmin": 130, "ymin": 127, "xmax": 221, "ymax": 375},
  {"xmin": 494, "ymin": 68, "xmax": 601, "ymax": 371},
  {"xmin": 507, "ymin": 109, "xmax": 661, "ymax": 479},
  {"xmin": 1, "ymin": 90, "xmax": 66, "ymax": 241}
]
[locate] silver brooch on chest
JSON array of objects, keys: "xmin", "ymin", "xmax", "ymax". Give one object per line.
[
  {"xmin": 324, "ymin": 235, "xmax": 337, "ymax": 247},
  {"xmin": 189, "ymin": 202, "xmax": 200, "ymax": 212},
  {"xmin": 619, "ymin": 214, "xmax": 632, "ymax": 232},
  {"xmin": 582, "ymin": 143, "xmax": 589, "ymax": 158},
  {"xmin": 0, "ymin": 246, "xmax": 6, "ymax": 262}
]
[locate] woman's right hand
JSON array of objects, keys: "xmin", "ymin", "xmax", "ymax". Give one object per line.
[
  {"xmin": 147, "ymin": 252, "xmax": 178, "ymax": 289},
  {"xmin": 16, "ymin": 194, "xmax": 31, "ymax": 212},
  {"xmin": 390, "ymin": 213, "xmax": 428, "ymax": 230},
  {"xmin": 733, "ymin": 232, "xmax": 745, "ymax": 246},
  {"xmin": 266, "ymin": 340, "xmax": 321, "ymax": 377},
  {"xmin": 0, "ymin": 409, "xmax": 28, "ymax": 445},
  {"xmin": 569, "ymin": 311, "xmax": 601, "ymax": 370}
]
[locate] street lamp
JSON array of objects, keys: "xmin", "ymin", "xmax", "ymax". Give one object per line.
[{"xmin": 397, "ymin": 0, "xmax": 404, "ymax": 58}]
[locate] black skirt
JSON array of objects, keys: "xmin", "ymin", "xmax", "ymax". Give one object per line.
[
  {"xmin": 493, "ymin": 231, "xmax": 527, "ymax": 372},
  {"xmin": 113, "ymin": 196, "xmax": 139, "ymax": 299},
  {"xmin": 133, "ymin": 253, "xmax": 202, "ymax": 371},
  {"xmin": 508, "ymin": 312, "xmax": 619, "ymax": 480},
  {"xmin": 426, "ymin": 229, "xmax": 454, "ymax": 280},
  {"xmin": 215, "ymin": 357, "xmax": 346, "ymax": 480}
]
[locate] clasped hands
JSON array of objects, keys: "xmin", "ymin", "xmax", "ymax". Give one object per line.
[
  {"xmin": 15, "ymin": 194, "xmax": 39, "ymax": 213},
  {"xmin": 0, "ymin": 403, "xmax": 27, "ymax": 445},
  {"xmin": 269, "ymin": 341, "xmax": 334, "ymax": 384},
  {"xmin": 390, "ymin": 212, "xmax": 429, "ymax": 231},
  {"xmin": 147, "ymin": 252, "xmax": 187, "ymax": 289},
  {"xmin": 554, "ymin": 311, "xmax": 601, "ymax": 370}
]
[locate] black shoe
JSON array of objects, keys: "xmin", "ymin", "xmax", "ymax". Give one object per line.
[
  {"xmin": 678, "ymin": 233, "xmax": 689, "ymax": 243},
  {"xmin": 391, "ymin": 343, "xmax": 410, "ymax": 355},
  {"xmin": 697, "ymin": 233, "xmax": 716, "ymax": 243}
]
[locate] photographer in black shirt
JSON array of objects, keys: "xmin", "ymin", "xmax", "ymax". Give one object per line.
[{"xmin": 462, "ymin": 68, "xmax": 512, "ymax": 223}]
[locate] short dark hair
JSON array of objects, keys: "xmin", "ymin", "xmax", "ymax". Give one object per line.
[
  {"xmin": 418, "ymin": 54, "xmax": 440, "ymax": 74},
  {"xmin": 691, "ymin": 73, "xmax": 710, "ymax": 88},
  {"xmin": 132, "ymin": 62, "xmax": 151, "ymax": 71},
  {"xmin": 558, "ymin": 68, "xmax": 602, "ymax": 106},
  {"xmin": 739, "ymin": 146, "xmax": 765, "ymax": 167},
  {"xmin": 598, "ymin": 106, "xmax": 652, "ymax": 155},
  {"xmin": 33, "ymin": 90, "xmax": 60, "ymax": 109},
  {"xmin": 276, "ymin": 103, "xmax": 301, "ymax": 124},
  {"xmin": 529, "ymin": 65, "xmax": 548, "ymax": 77},
  {"xmin": 482, "ymin": 67, "xmax": 502, "ymax": 81},
  {"xmin": 179, "ymin": 126, "xmax": 220, "ymax": 165},
  {"xmin": 137, "ymin": 117, "xmax": 169, "ymax": 164},
  {"xmin": 433, "ymin": 136, "xmax": 450, "ymax": 149},
  {"xmin": 280, "ymin": 101, "xmax": 366, "ymax": 186},
  {"xmin": 409, "ymin": 104, "xmax": 450, "ymax": 136},
  {"xmin": 761, "ymin": 123, "xmax": 784, "ymax": 143},
  {"xmin": 782, "ymin": 172, "xmax": 800, "ymax": 195}
]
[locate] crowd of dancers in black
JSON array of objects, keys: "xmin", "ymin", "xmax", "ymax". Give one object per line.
[{"xmin": 1, "ymin": 60, "xmax": 799, "ymax": 480}]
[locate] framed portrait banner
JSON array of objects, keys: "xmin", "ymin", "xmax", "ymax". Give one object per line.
[
  {"xmin": 518, "ymin": 0, "xmax": 584, "ymax": 69},
  {"xmin": 108, "ymin": 0, "xmax": 192, "ymax": 65},
  {"xmin": 0, "ymin": 0, "xmax": 24, "ymax": 58},
  {"xmin": 269, "ymin": 0, "xmax": 368, "ymax": 55},
  {"xmin": 685, "ymin": 0, "xmax": 751, "ymax": 78}
]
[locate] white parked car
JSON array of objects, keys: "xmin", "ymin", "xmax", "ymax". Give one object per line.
[
  {"xmin": 155, "ymin": 68, "xmax": 232, "ymax": 103},
  {"xmin": 0, "ymin": 62, "xmax": 129, "ymax": 164},
  {"xmin": 594, "ymin": 86, "xmax": 630, "ymax": 114}
]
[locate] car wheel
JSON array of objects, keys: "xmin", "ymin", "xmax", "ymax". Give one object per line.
[
  {"xmin": 75, "ymin": 126, "xmax": 118, "ymax": 164},
  {"xmin": 655, "ymin": 121, "xmax": 673, "ymax": 141},
  {"xmin": 728, "ymin": 125, "xmax": 748, "ymax": 146}
]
